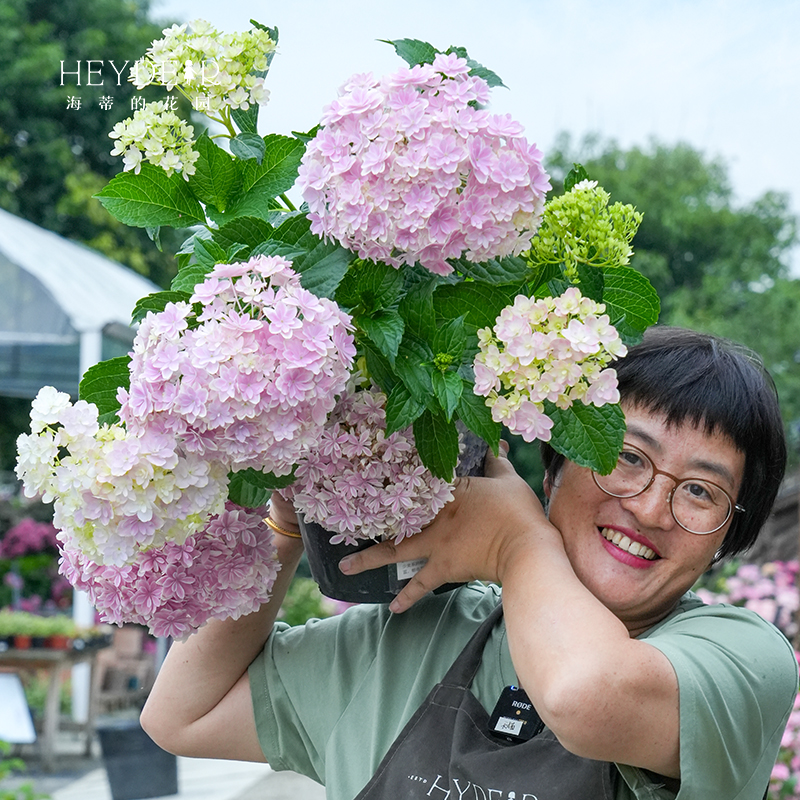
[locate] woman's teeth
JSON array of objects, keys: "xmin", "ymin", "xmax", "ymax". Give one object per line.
[{"xmin": 600, "ymin": 527, "xmax": 657, "ymax": 560}]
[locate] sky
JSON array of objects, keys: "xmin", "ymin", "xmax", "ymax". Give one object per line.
[{"xmin": 151, "ymin": 0, "xmax": 800, "ymax": 272}]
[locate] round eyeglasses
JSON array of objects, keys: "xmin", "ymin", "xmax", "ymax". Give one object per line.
[{"xmin": 592, "ymin": 444, "xmax": 745, "ymax": 535}]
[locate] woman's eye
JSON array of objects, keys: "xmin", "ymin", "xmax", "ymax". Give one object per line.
[
  {"xmin": 618, "ymin": 449, "xmax": 644, "ymax": 468},
  {"xmin": 684, "ymin": 482, "xmax": 713, "ymax": 502}
]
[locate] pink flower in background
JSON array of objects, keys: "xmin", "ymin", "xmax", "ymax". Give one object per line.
[
  {"xmin": 298, "ymin": 53, "xmax": 551, "ymax": 275},
  {"xmin": 0, "ymin": 518, "xmax": 59, "ymax": 558}
]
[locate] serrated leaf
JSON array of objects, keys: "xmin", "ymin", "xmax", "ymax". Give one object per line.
[
  {"xmin": 223, "ymin": 135, "xmax": 305, "ymax": 219},
  {"xmin": 413, "ymin": 410, "xmax": 460, "ymax": 479},
  {"xmin": 361, "ymin": 339, "xmax": 397, "ymax": 394},
  {"xmin": 601, "ymin": 267, "xmax": 660, "ymax": 342},
  {"xmin": 395, "ymin": 335, "xmax": 434, "ymax": 400},
  {"xmin": 193, "ymin": 237, "xmax": 229, "ymax": 269},
  {"xmin": 444, "ymin": 46, "xmax": 506, "ymax": 88},
  {"xmin": 95, "ymin": 163, "xmax": 205, "ymax": 228},
  {"xmin": 380, "ymin": 37, "xmax": 440, "ymax": 67},
  {"xmin": 132, "ymin": 290, "xmax": 191, "ymax": 323},
  {"xmin": 145, "ymin": 226, "xmax": 163, "ymax": 251},
  {"xmin": 432, "ymin": 370, "xmax": 463, "ymax": 421},
  {"xmin": 227, "ymin": 467, "xmax": 296, "ymax": 509},
  {"xmin": 231, "ymin": 105, "xmax": 259, "ymax": 135},
  {"xmin": 230, "ymin": 132, "xmax": 266, "ymax": 164},
  {"xmin": 433, "ymin": 317, "xmax": 467, "ymax": 360},
  {"xmin": 456, "ymin": 388, "xmax": 501, "ymax": 454},
  {"xmin": 250, "ymin": 240, "xmax": 306, "ymax": 261},
  {"xmin": 398, "ymin": 276, "xmax": 438, "ymax": 343},
  {"xmin": 212, "ymin": 216, "xmax": 275, "ymax": 251},
  {"xmin": 170, "ymin": 266, "xmax": 210, "ymax": 295},
  {"xmin": 575, "ymin": 262, "xmax": 605, "ymax": 303},
  {"xmin": 79, "ymin": 356, "xmax": 131, "ymax": 417},
  {"xmin": 336, "ymin": 260, "xmax": 404, "ymax": 312},
  {"xmin": 564, "ymin": 163, "xmax": 591, "ymax": 192},
  {"xmin": 291, "ymin": 125, "xmax": 321, "ymax": 144},
  {"xmin": 187, "ymin": 134, "xmax": 239, "ymax": 213},
  {"xmin": 434, "ymin": 283, "xmax": 517, "ymax": 331},
  {"xmin": 450, "ymin": 255, "xmax": 529, "ymax": 284},
  {"xmin": 385, "ymin": 383, "xmax": 426, "ymax": 435},
  {"xmin": 360, "ymin": 310, "xmax": 405, "ymax": 366},
  {"xmin": 544, "ymin": 401, "xmax": 626, "ymax": 474}
]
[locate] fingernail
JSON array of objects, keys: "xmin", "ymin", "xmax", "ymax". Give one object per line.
[{"xmin": 339, "ymin": 556, "xmax": 353, "ymax": 574}]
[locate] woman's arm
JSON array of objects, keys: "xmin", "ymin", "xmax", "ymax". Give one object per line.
[
  {"xmin": 340, "ymin": 448, "xmax": 681, "ymax": 778},
  {"xmin": 139, "ymin": 495, "xmax": 303, "ymax": 762}
]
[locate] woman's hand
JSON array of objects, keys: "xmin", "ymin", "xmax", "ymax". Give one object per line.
[{"xmin": 339, "ymin": 442, "xmax": 560, "ymax": 612}]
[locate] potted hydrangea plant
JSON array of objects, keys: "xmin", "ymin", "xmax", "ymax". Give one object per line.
[{"xmin": 15, "ymin": 22, "xmax": 659, "ymax": 621}]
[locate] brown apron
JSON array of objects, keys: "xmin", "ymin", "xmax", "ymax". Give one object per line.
[{"xmin": 355, "ymin": 604, "xmax": 617, "ymax": 799}]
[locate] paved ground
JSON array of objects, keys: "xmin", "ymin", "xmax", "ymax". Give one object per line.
[{"xmin": 3, "ymin": 725, "xmax": 326, "ymax": 800}]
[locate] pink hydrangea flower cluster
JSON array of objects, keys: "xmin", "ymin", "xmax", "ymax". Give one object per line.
[
  {"xmin": 472, "ymin": 287, "xmax": 627, "ymax": 442},
  {"xmin": 297, "ymin": 52, "xmax": 551, "ymax": 276},
  {"xmin": 772, "ymin": 690, "xmax": 800, "ymax": 798},
  {"xmin": 284, "ymin": 383, "xmax": 455, "ymax": 544},
  {"xmin": 0, "ymin": 517, "xmax": 59, "ymax": 558},
  {"xmin": 15, "ymin": 387, "xmax": 229, "ymax": 566},
  {"xmin": 118, "ymin": 254, "xmax": 356, "ymax": 477},
  {"xmin": 60, "ymin": 504, "xmax": 279, "ymax": 639}
]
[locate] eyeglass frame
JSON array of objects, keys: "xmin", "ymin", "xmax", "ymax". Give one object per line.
[{"xmin": 591, "ymin": 443, "xmax": 746, "ymax": 535}]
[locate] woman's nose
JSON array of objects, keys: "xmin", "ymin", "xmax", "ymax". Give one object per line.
[{"xmin": 618, "ymin": 476, "xmax": 676, "ymax": 530}]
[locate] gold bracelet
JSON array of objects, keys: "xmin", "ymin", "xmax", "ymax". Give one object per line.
[{"xmin": 264, "ymin": 515, "xmax": 303, "ymax": 539}]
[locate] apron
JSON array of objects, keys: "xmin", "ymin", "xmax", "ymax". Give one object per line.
[{"xmin": 355, "ymin": 603, "xmax": 618, "ymax": 799}]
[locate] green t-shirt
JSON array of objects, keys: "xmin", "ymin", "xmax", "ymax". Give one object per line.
[{"xmin": 249, "ymin": 583, "xmax": 797, "ymax": 800}]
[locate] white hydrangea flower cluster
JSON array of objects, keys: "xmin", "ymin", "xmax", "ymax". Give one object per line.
[
  {"xmin": 109, "ymin": 101, "xmax": 199, "ymax": 176},
  {"xmin": 473, "ymin": 287, "xmax": 628, "ymax": 442},
  {"xmin": 15, "ymin": 387, "xmax": 229, "ymax": 566},
  {"xmin": 130, "ymin": 19, "xmax": 275, "ymax": 115}
]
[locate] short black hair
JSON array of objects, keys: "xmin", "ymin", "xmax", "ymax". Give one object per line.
[{"xmin": 540, "ymin": 326, "xmax": 786, "ymax": 559}]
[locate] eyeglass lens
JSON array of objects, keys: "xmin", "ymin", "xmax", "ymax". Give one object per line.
[{"xmin": 594, "ymin": 448, "xmax": 733, "ymax": 534}]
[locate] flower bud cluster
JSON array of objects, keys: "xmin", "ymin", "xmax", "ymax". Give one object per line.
[
  {"xmin": 284, "ymin": 382, "xmax": 454, "ymax": 544},
  {"xmin": 15, "ymin": 387, "xmax": 229, "ymax": 567},
  {"xmin": 130, "ymin": 19, "xmax": 275, "ymax": 115},
  {"xmin": 528, "ymin": 179, "xmax": 643, "ymax": 280},
  {"xmin": 60, "ymin": 503, "xmax": 279, "ymax": 640},
  {"xmin": 473, "ymin": 287, "xmax": 627, "ymax": 442},
  {"xmin": 298, "ymin": 52, "xmax": 551, "ymax": 276},
  {"xmin": 109, "ymin": 101, "xmax": 198, "ymax": 176},
  {"xmin": 118, "ymin": 255, "xmax": 356, "ymax": 478}
]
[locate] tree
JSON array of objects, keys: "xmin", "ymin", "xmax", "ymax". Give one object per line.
[
  {"xmin": 0, "ymin": 0, "xmax": 186, "ymax": 288},
  {"xmin": 546, "ymin": 134, "xmax": 800, "ymax": 459}
]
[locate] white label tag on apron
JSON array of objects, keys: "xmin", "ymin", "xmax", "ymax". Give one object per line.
[
  {"xmin": 396, "ymin": 558, "xmax": 427, "ymax": 580},
  {"xmin": 488, "ymin": 685, "xmax": 543, "ymax": 742}
]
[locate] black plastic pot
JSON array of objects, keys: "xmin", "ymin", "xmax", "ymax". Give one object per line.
[
  {"xmin": 299, "ymin": 428, "xmax": 487, "ymax": 604},
  {"xmin": 96, "ymin": 719, "xmax": 178, "ymax": 800}
]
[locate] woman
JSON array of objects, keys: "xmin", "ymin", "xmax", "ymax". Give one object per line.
[{"xmin": 141, "ymin": 327, "xmax": 798, "ymax": 799}]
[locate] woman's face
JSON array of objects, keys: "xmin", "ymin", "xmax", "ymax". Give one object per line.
[{"xmin": 545, "ymin": 403, "xmax": 745, "ymax": 636}]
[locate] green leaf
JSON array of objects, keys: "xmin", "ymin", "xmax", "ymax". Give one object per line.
[
  {"xmin": 291, "ymin": 125, "xmax": 321, "ymax": 144},
  {"xmin": 230, "ymin": 132, "xmax": 266, "ymax": 164},
  {"xmin": 398, "ymin": 276, "xmax": 438, "ymax": 343},
  {"xmin": 193, "ymin": 237, "xmax": 229, "ymax": 270},
  {"xmin": 395, "ymin": 335, "xmax": 434, "ymax": 400},
  {"xmin": 187, "ymin": 134, "xmax": 239, "ymax": 213},
  {"xmin": 223, "ymin": 135, "xmax": 305, "ymax": 219},
  {"xmin": 361, "ymin": 339, "xmax": 397, "ymax": 394},
  {"xmin": 212, "ymin": 216, "xmax": 275, "ymax": 252},
  {"xmin": 380, "ymin": 37, "xmax": 439, "ymax": 67},
  {"xmin": 434, "ymin": 283, "xmax": 517, "ymax": 331},
  {"xmin": 433, "ymin": 316, "xmax": 467, "ymax": 360},
  {"xmin": 544, "ymin": 401, "xmax": 626, "ymax": 474},
  {"xmin": 95, "ymin": 162, "xmax": 206, "ymax": 228},
  {"xmin": 564, "ymin": 163, "xmax": 590, "ymax": 192},
  {"xmin": 79, "ymin": 356, "xmax": 131, "ymax": 418},
  {"xmin": 145, "ymin": 225, "xmax": 162, "ymax": 251},
  {"xmin": 432, "ymin": 370, "xmax": 463, "ymax": 421},
  {"xmin": 413, "ymin": 410, "xmax": 460, "ymax": 479},
  {"xmin": 360, "ymin": 309, "xmax": 405, "ymax": 366},
  {"xmin": 336, "ymin": 260, "xmax": 404, "ymax": 312},
  {"xmin": 601, "ymin": 266, "xmax": 661, "ymax": 343},
  {"xmin": 444, "ymin": 46, "xmax": 506, "ymax": 88},
  {"xmin": 231, "ymin": 105, "xmax": 259, "ymax": 135},
  {"xmin": 227, "ymin": 467, "xmax": 296, "ymax": 509},
  {"xmin": 575, "ymin": 262, "xmax": 605, "ymax": 303},
  {"xmin": 250, "ymin": 240, "xmax": 306, "ymax": 261},
  {"xmin": 385, "ymin": 383, "xmax": 426, "ymax": 435},
  {"xmin": 450, "ymin": 255, "xmax": 529, "ymax": 284},
  {"xmin": 132, "ymin": 290, "xmax": 191, "ymax": 323},
  {"xmin": 456, "ymin": 387, "xmax": 501, "ymax": 454},
  {"xmin": 170, "ymin": 266, "xmax": 210, "ymax": 295}
]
